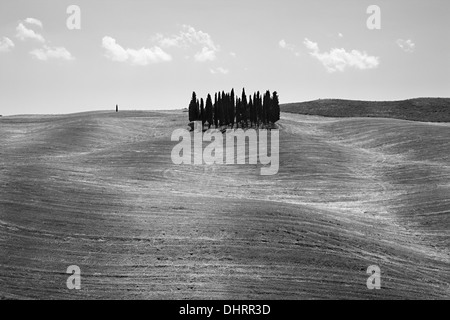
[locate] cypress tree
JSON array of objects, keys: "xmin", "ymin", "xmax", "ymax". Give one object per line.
[
  {"xmin": 271, "ymin": 91, "xmax": 280, "ymax": 124},
  {"xmin": 235, "ymin": 97, "xmax": 241, "ymax": 128},
  {"xmin": 241, "ymin": 88, "xmax": 248, "ymax": 127},
  {"xmin": 217, "ymin": 92, "xmax": 222, "ymax": 127},
  {"xmin": 253, "ymin": 94, "xmax": 258, "ymax": 126},
  {"xmin": 221, "ymin": 91, "xmax": 228, "ymax": 126},
  {"xmin": 262, "ymin": 91, "xmax": 269, "ymax": 125},
  {"xmin": 229, "ymin": 93, "xmax": 233, "ymax": 126},
  {"xmin": 249, "ymin": 96, "xmax": 254, "ymax": 127},
  {"xmin": 188, "ymin": 91, "xmax": 197, "ymax": 122},
  {"xmin": 200, "ymin": 98, "xmax": 205, "ymax": 127},
  {"xmin": 223, "ymin": 92, "xmax": 228, "ymax": 126},
  {"xmin": 217, "ymin": 92, "xmax": 221, "ymax": 127},
  {"xmin": 214, "ymin": 93, "xmax": 219, "ymax": 128},
  {"xmin": 206, "ymin": 94, "xmax": 213, "ymax": 128},
  {"xmin": 230, "ymin": 89, "xmax": 235, "ymax": 128},
  {"xmin": 196, "ymin": 99, "xmax": 201, "ymax": 121},
  {"xmin": 256, "ymin": 91, "xmax": 262, "ymax": 126},
  {"xmin": 265, "ymin": 90, "xmax": 271, "ymax": 125},
  {"xmin": 253, "ymin": 93, "xmax": 257, "ymax": 126}
]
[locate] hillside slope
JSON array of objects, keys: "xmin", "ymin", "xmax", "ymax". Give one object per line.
[
  {"xmin": 281, "ymin": 98, "xmax": 450, "ymax": 122},
  {"xmin": 0, "ymin": 111, "xmax": 449, "ymax": 299}
]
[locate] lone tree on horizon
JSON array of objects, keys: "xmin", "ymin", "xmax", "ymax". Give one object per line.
[{"xmin": 116, "ymin": 104, "xmax": 118, "ymax": 112}]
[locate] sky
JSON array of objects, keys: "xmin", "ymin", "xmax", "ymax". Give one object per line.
[{"xmin": 0, "ymin": 0, "xmax": 449, "ymax": 115}]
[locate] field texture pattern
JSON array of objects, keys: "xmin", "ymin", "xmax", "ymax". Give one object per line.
[{"xmin": 0, "ymin": 111, "xmax": 449, "ymax": 299}]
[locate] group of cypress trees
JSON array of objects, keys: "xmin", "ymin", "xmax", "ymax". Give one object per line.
[{"xmin": 188, "ymin": 89, "xmax": 280, "ymax": 129}]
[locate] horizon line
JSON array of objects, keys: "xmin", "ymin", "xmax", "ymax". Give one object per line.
[{"xmin": 1, "ymin": 96, "xmax": 449, "ymax": 117}]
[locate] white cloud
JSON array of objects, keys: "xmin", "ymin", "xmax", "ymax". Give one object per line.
[
  {"xmin": 156, "ymin": 25, "xmax": 219, "ymax": 62},
  {"xmin": 0, "ymin": 37, "xmax": 15, "ymax": 52},
  {"xmin": 24, "ymin": 18, "xmax": 43, "ymax": 28},
  {"xmin": 230, "ymin": 52, "xmax": 236, "ymax": 58},
  {"xmin": 338, "ymin": 33, "xmax": 344, "ymax": 38},
  {"xmin": 279, "ymin": 39, "xmax": 300, "ymax": 56},
  {"xmin": 304, "ymin": 38, "xmax": 319, "ymax": 51},
  {"xmin": 210, "ymin": 67, "xmax": 229, "ymax": 75},
  {"xmin": 30, "ymin": 45, "xmax": 74, "ymax": 61},
  {"xmin": 194, "ymin": 46, "xmax": 216, "ymax": 62},
  {"xmin": 279, "ymin": 39, "xmax": 296, "ymax": 51},
  {"xmin": 158, "ymin": 25, "xmax": 218, "ymax": 50},
  {"xmin": 156, "ymin": 34, "xmax": 179, "ymax": 48},
  {"xmin": 102, "ymin": 36, "xmax": 172, "ymax": 66},
  {"xmin": 396, "ymin": 39, "xmax": 415, "ymax": 53},
  {"xmin": 13, "ymin": 19, "xmax": 75, "ymax": 61},
  {"xmin": 303, "ymin": 38, "xmax": 379, "ymax": 73},
  {"xmin": 16, "ymin": 22, "xmax": 45, "ymax": 43}
]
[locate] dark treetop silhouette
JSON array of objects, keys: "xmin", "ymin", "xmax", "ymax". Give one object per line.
[{"xmin": 188, "ymin": 89, "xmax": 280, "ymax": 130}]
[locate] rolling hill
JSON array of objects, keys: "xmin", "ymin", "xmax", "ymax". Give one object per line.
[
  {"xmin": 0, "ymin": 110, "xmax": 449, "ymax": 299},
  {"xmin": 281, "ymin": 98, "xmax": 450, "ymax": 122}
]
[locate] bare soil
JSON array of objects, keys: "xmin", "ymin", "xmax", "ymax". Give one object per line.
[{"xmin": 0, "ymin": 111, "xmax": 449, "ymax": 299}]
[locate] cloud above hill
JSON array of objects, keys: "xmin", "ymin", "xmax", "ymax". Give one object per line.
[
  {"xmin": 279, "ymin": 39, "xmax": 300, "ymax": 56},
  {"xmin": 154, "ymin": 25, "xmax": 219, "ymax": 62},
  {"xmin": 396, "ymin": 39, "xmax": 415, "ymax": 53},
  {"xmin": 0, "ymin": 37, "xmax": 15, "ymax": 52},
  {"xmin": 304, "ymin": 38, "xmax": 379, "ymax": 73},
  {"xmin": 210, "ymin": 67, "xmax": 229, "ymax": 75},
  {"xmin": 30, "ymin": 45, "xmax": 74, "ymax": 61},
  {"xmin": 16, "ymin": 22, "xmax": 45, "ymax": 43},
  {"xmin": 24, "ymin": 18, "xmax": 43, "ymax": 28},
  {"xmin": 102, "ymin": 36, "xmax": 172, "ymax": 66},
  {"xmin": 13, "ymin": 18, "xmax": 74, "ymax": 61}
]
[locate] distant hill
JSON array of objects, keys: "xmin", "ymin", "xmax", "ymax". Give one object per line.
[{"xmin": 281, "ymin": 98, "xmax": 450, "ymax": 122}]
